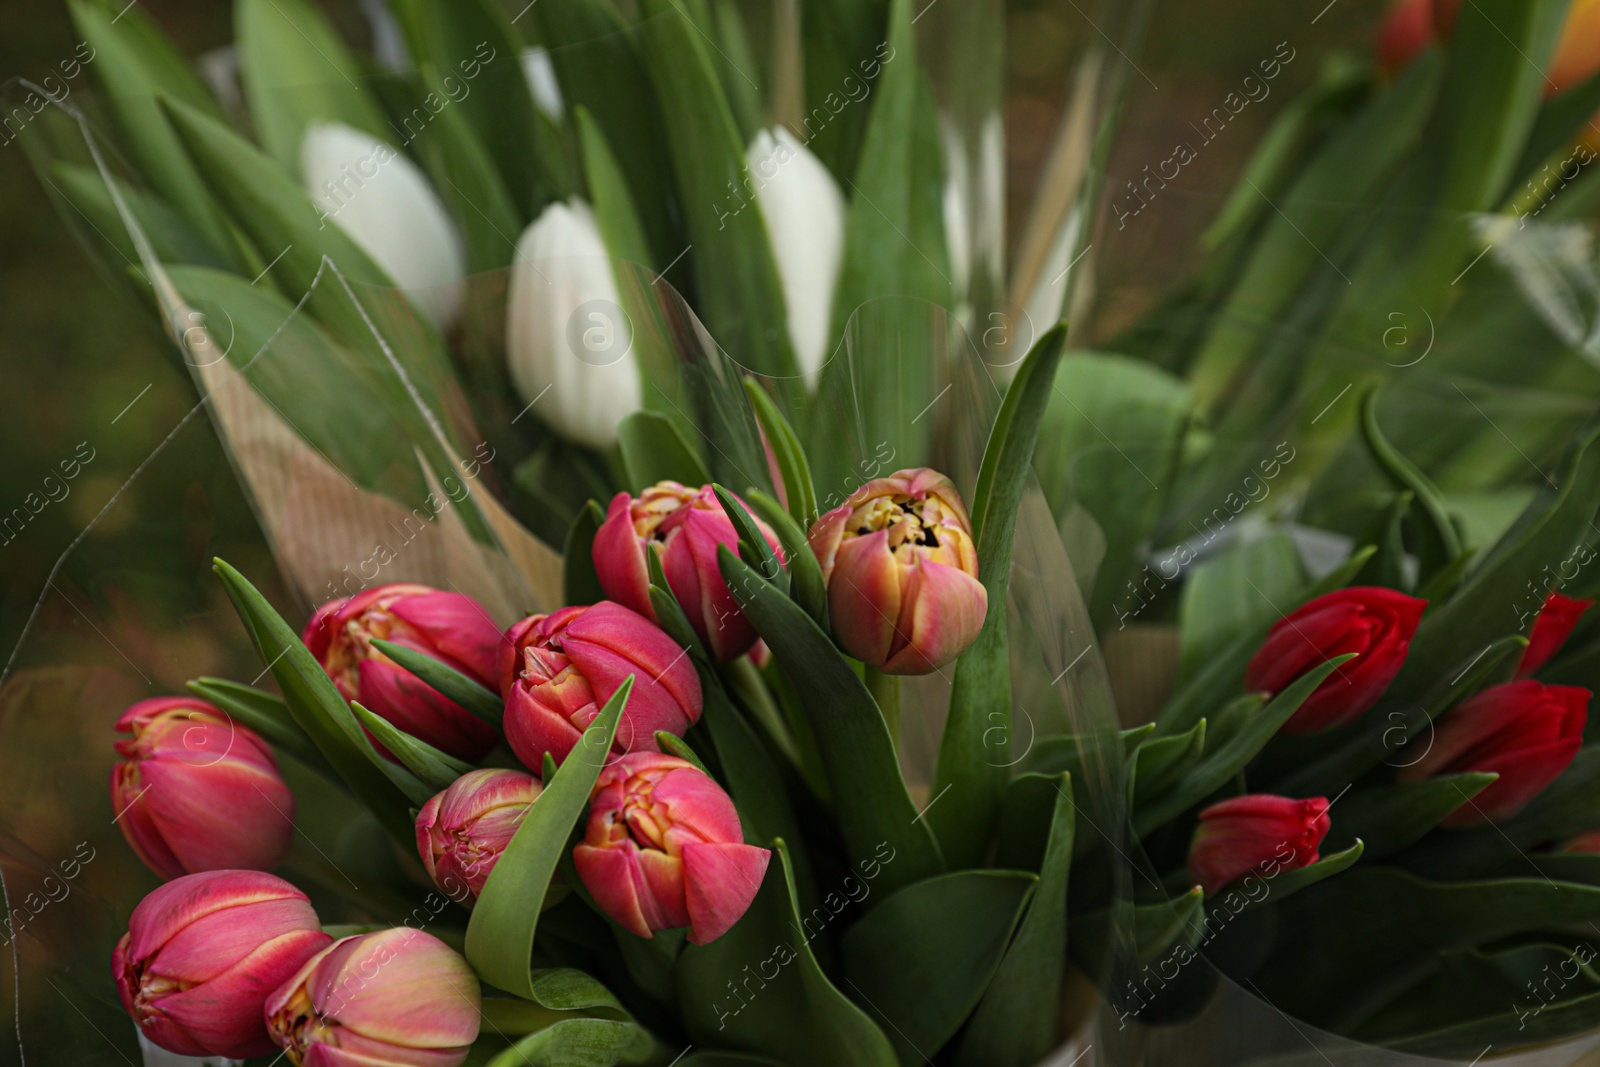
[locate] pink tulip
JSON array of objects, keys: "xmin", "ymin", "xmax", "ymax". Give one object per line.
[
  {"xmin": 499, "ymin": 601, "xmax": 702, "ymax": 769},
  {"xmin": 573, "ymin": 753, "xmax": 769, "ymax": 945},
  {"xmin": 302, "ymin": 583, "xmax": 502, "ymax": 762},
  {"xmin": 415, "ymin": 768, "xmax": 542, "ymax": 903},
  {"xmin": 808, "ymin": 468, "xmax": 987, "ymax": 675},
  {"xmin": 265, "ymin": 927, "xmax": 481, "ymax": 1066},
  {"xmin": 1187, "ymin": 794, "xmax": 1331, "ymax": 898},
  {"xmin": 113, "ymin": 870, "xmax": 331, "ymax": 1058},
  {"xmin": 593, "ymin": 481, "xmax": 784, "ymax": 663},
  {"xmin": 111, "ymin": 697, "xmax": 294, "ymax": 880}
]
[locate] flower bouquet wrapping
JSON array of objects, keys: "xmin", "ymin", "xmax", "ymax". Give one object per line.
[{"xmin": 9, "ymin": 0, "xmax": 1600, "ymax": 1065}]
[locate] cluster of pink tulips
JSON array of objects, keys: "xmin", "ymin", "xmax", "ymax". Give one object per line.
[{"xmin": 108, "ymin": 469, "xmax": 993, "ymax": 1060}]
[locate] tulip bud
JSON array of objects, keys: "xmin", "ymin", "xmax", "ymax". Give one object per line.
[
  {"xmin": 111, "ymin": 697, "xmax": 294, "ymax": 880},
  {"xmin": 415, "ymin": 768, "xmax": 542, "ymax": 903},
  {"xmin": 1434, "ymin": 0, "xmax": 1600, "ymax": 93},
  {"xmin": 573, "ymin": 753, "xmax": 769, "ymax": 944},
  {"xmin": 593, "ymin": 481, "xmax": 785, "ymax": 663},
  {"xmin": 1375, "ymin": 0, "xmax": 1436, "ymax": 76},
  {"xmin": 113, "ymin": 870, "xmax": 332, "ymax": 1058},
  {"xmin": 747, "ymin": 128, "xmax": 845, "ymax": 386},
  {"xmin": 1243, "ymin": 587, "xmax": 1426, "ymax": 735},
  {"xmin": 302, "ymin": 122, "xmax": 467, "ymax": 329},
  {"xmin": 265, "ymin": 927, "xmax": 481, "ymax": 1066},
  {"xmin": 1187, "ymin": 794, "xmax": 1331, "ymax": 898},
  {"xmin": 499, "ymin": 601, "xmax": 703, "ymax": 768},
  {"xmin": 1399, "ymin": 680, "xmax": 1588, "ymax": 826},
  {"xmin": 520, "ymin": 47, "xmax": 564, "ymax": 121},
  {"xmin": 1518, "ymin": 591, "xmax": 1594, "ymax": 678},
  {"xmin": 302, "ymin": 583, "xmax": 502, "ymax": 762},
  {"xmin": 807, "ymin": 468, "xmax": 987, "ymax": 675},
  {"xmin": 506, "ymin": 199, "xmax": 642, "ymax": 449}
]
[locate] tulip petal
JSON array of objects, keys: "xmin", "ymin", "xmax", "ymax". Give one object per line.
[
  {"xmin": 357, "ymin": 658, "xmax": 498, "ymax": 761},
  {"xmin": 827, "ymin": 529, "xmax": 902, "ymax": 668},
  {"xmin": 150, "ymin": 897, "xmax": 321, "ymax": 983},
  {"xmin": 573, "ymin": 844, "xmax": 655, "ymax": 939},
  {"xmin": 681, "ymin": 841, "xmax": 771, "ymax": 945},
  {"xmin": 593, "ymin": 493, "xmax": 657, "ymax": 621},
  {"xmin": 156, "ymin": 928, "xmax": 331, "ymax": 1058},
  {"xmin": 126, "ymin": 871, "xmax": 310, "ymax": 964},
  {"xmin": 310, "ymin": 930, "xmax": 480, "ymax": 1049},
  {"xmin": 883, "ymin": 559, "xmax": 988, "ymax": 675},
  {"xmin": 386, "ymin": 592, "xmax": 501, "ymax": 687},
  {"xmin": 1441, "ymin": 736, "xmax": 1584, "ymax": 826},
  {"xmin": 138, "ymin": 759, "xmax": 295, "ymax": 876}
]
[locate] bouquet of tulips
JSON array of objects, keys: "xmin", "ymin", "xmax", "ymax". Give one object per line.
[{"xmin": 15, "ymin": 0, "xmax": 1600, "ymax": 1063}]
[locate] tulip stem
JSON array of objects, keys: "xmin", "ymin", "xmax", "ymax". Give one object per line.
[{"xmin": 864, "ymin": 667, "xmax": 901, "ymax": 751}]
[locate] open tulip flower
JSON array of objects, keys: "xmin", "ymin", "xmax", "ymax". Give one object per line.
[
  {"xmin": 808, "ymin": 468, "xmax": 987, "ymax": 675},
  {"xmin": 1188, "ymin": 794, "xmax": 1332, "ymax": 898},
  {"xmin": 593, "ymin": 481, "xmax": 785, "ymax": 663},
  {"xmin": 111, "ymin": 697, "xmax": 294, "ymax": 880},
  {"xmin": 499, "ymin": 601, "xmax": 702, "ymax": 768},
  {"xmin": 1400, "ymin": 680, "xmax": 1589, "ymax": 826},
  {"xmin": 1518, "ymin": 591, "xmax": 1595, "ymax": 678},
  {"xmin": 303, "ymin": 583, "xmax": 502, "ymax": 762},
  {"xmin": 573, "ymin": 753, "xmax": 770, "ymax": 945},
  {"xmin": 1244, "ymin": 587, "xmax": 1427, "ymax": 734},
  {"xmin": 114, "ymin": 870, "xmax": 332, "ymax": 1058},
  {"xmin": 265, "ymin": 927, "xmax": 481, "ymax": 1066},
  {"xmin": 415, "ymin": 768, "xmax": 542, "ymax": 903}
]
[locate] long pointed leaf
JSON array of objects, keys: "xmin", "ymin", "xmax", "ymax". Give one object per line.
[{"xmin": 370, "ymin": 637, "xmax": 503, "ymax": 726}]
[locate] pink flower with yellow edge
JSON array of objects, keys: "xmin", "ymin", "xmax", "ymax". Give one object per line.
[
  {"xmin": 573, "ymin": 753, "xmax": 769, "ymax": 945},
  {"xmin": 1187, "ymin": 794, "xmax": 1332, "ymax": 898},
  {"xmin": 113, "ymin": 870, "xmax": 331, "ymax": 1058},
  {"xmin": 593, "ymin": 481, "xmax": 784, "ymax": 663},
  {"xmin": 302, "ymin": 582, "xmax": 502, "ymax": 763},
  {"xmin": 264, "ymin": 927, "xmax": 481, "ymax": 1067},
  {"xmin": 499, "ymin": 601, "xmax": 702, "ymax": 769},
  {"xmin": 111, "ymin": 697, "xmax": 294, "ymax": 880},
  {"xmin": 807, "ymin": 468, "xmax": 987, "ymax": 675},
  {"xmin": 415, "ymin": 768, "xmax": 542, "ymax": 903}
]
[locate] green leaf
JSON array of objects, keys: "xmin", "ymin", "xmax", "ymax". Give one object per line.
[
  {"xmin": 350, "ymin": 701, "xmax": 473, "ymax": 794},
  {"xmin": 654, "ymin": 731, "xmax": 710, "ymax": 775},
  {"xmin": 717, "ymin": 549, "xmax": 943, "ymax": 893},
  {"xmin": 575, "ymin": 107, "xmax": 655, "ymax": 273},
  {"xmin": 932, "ymin": 324, "xmax": 1068, "ymax": 867},
  {"xmin": 743, "ymin": 378, "xmax": 818, "ymax": 527},
  {"xmin": 212, "ymin": 559, "xmax": 415, "ymax": 841},
  {"xmin": 713, "ymin": 484, "xmax": 788, "ymax": 595},
  {"xmin": 1135, "ymin": 656, "xmax": 1356, "ymax": 837},
  {"xmin": 645, "ymin": 549, "xmax": 706, "ymax": 657},
  {"xmin": 369, "ymin": 638, "xmax": 503, "ymax": 727},
  {"xmin": 1221, "ymin": 840, "xmax": 1364, "ymax": 915},
  {"xmin": 955, "ymin": 775, "xmax": 1075, "ymax": 1067},
  {"xmin": 1360, "ymin": 387, "xmax": 1463, "ymax": 580},
  {"xmin": 484, "ymin": 1018, "xmax": 658, "ymax": 1067},
  {"xmin": 618, "ymin": 411, "xmax": 712, "ymax": 490},
  {"xmin": 799, "ymin": 0, "xmax": 889, "ymax": 180},
  {"xmin": 841, "ymin": 870, "xmax": 1036, "ymax": 1066},
  {"xmin": 1176, "ymin": 533, "xmax": 1306, "ymax": 685},
  {"xmin": 1323, "ymin": 774, "xmax": 1497, "ymax": 861},
  {"xmin": 742, "ymin": 491, "xmax": 828, "ymax": 629},
  {"xmin": 1070, "ymin": 888, "xmax": 1207, "ymax": 974},
  {"xmin": 636, "ymin": 0, "xmax": 796, "ymax": 378},
  {"xmin": 676, "ymin": 840, "xmax": 898, "ymax": 1066},
  {"xmin": 1129, "ymin": 719, "xmax": 1207, "ymax": 809},
  {"xmin": 235, "ymin": 0, "xmax": 390, "ymax": 170},
  {"xmin": 466, "ymin": 679, "xmax": 631, "ymax": 1000},
  {"xmin": 563, "ymin": 501, "xmax": 608, "ymax": 608},
  {"xmin": 184, "ymin": 677, "xmax": 331, "ymax": 777},
  {"xmin": 50, "ymin": 164, "xmax": 233, "ymax": 273},
  {"xmin": 1508, "ymin": 69, "xmax": 1600, "ymax": 198}
]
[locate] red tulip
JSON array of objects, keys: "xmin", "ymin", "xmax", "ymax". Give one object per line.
[
  {"xmin": 1434, "ymin": 0, "xmax": 1600, "ymax": 94},
  {"xmin": 499, "ymin": 601, "xmax": 702, "ymax": 769},
  {"xmin": 807, "ymin": 468, "xmax": 987, "ymax": 675},
  {"xmin": 113, "ymin": 870, "xmax": 331, "ymax": 1058},
  {"xmin": 1518, "ymin": 591, "xmax": 1594, "ymax": 677},
  {"xmin": 593, "ymin": 481, "xmax": 784, "ymax": 663},
  {"xmin": 573, "ymin": 753, "xmax": 769, "ymax": 945},
  {"xmin": 1376, "ymin": 0, "xmax": 1437, "ymax": 76},
  {"xmin": 111, "ymin": 697, "xmax": 294, "ymax": 880},
  {"xmin": 1244, "ymin": 587, "xmax": 1427, "ymax": 734},
  {"xmin": 1187, "ymin": 794, "xmax": 1331, "ymax": 898},
  {"xmin": 302, "ymin": 582, "xmax": 501, "ymax": 762},
  {"xmin": 265, "ymin": 927, "xmax": 480, "ymax": 1066},
  {"xmin": 1399, "ymin": 680, "xmax": 1588, "ymax": 826},
  {"xmin": 415, "ymin": 768, "xmax": 541, "ymax": 902}
]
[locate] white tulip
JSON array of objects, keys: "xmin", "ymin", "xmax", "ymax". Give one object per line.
[
  {"xmin": 302, "ymin": 121, "xmax": 466, "ymax": 330},
  {"xmin": 747, "ymin": 127, "xmax": 845, "ymax": 387},
  {"xmin": 506, "ymin": 200, "xmax": 642, "ymax": 450},
  {"xmin": 520, "ymin": 47, "xmax": 564, "ymax": 121}
]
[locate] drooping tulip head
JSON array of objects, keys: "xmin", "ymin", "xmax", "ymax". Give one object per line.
[
  {"xmin": 1244, "ymin": 587, "xmax": 1427, "ymax": 734},
  {"xmin": 302, "ymin": 583, "xmax": 501, "ymax": 762},
  {"xmin": 111, "ymin": 697, "xmax": 294, "ymax": 880},
  {"xmin": 573, "ymin": 753, "xmax": 770, "ymax": 945},
  {"xmin": 264, "ymin": 927, "xmax": 481, "ymax": 1067},
  {"xmin": 113, "ymin": 870, "xmax": 332, "ymax": 1058},
  {"xmin": 807, "ymin": 468, "xmax": 987, "ymax": 675},
  {"xmin": 1399, "ymin": 680, "xmax": 1589, "ymax": 826},
  {"xmin": 1187, "ymin": 794, "xmax": 1332, "ymax": 898},
  {"xmin": 593, "ymin": 481, "xmax": 785, "ymax": 663},
  {"xmin": 1518, "ymin": 591, "xmax": 1594, "ymax": 677},
  {"xmin": 499, "ymin": 601, "xmax": 702, "ymax": 769},
  {"xmin": 415, "ymin": 768, "xmax": 542, "ymax": 903}
]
